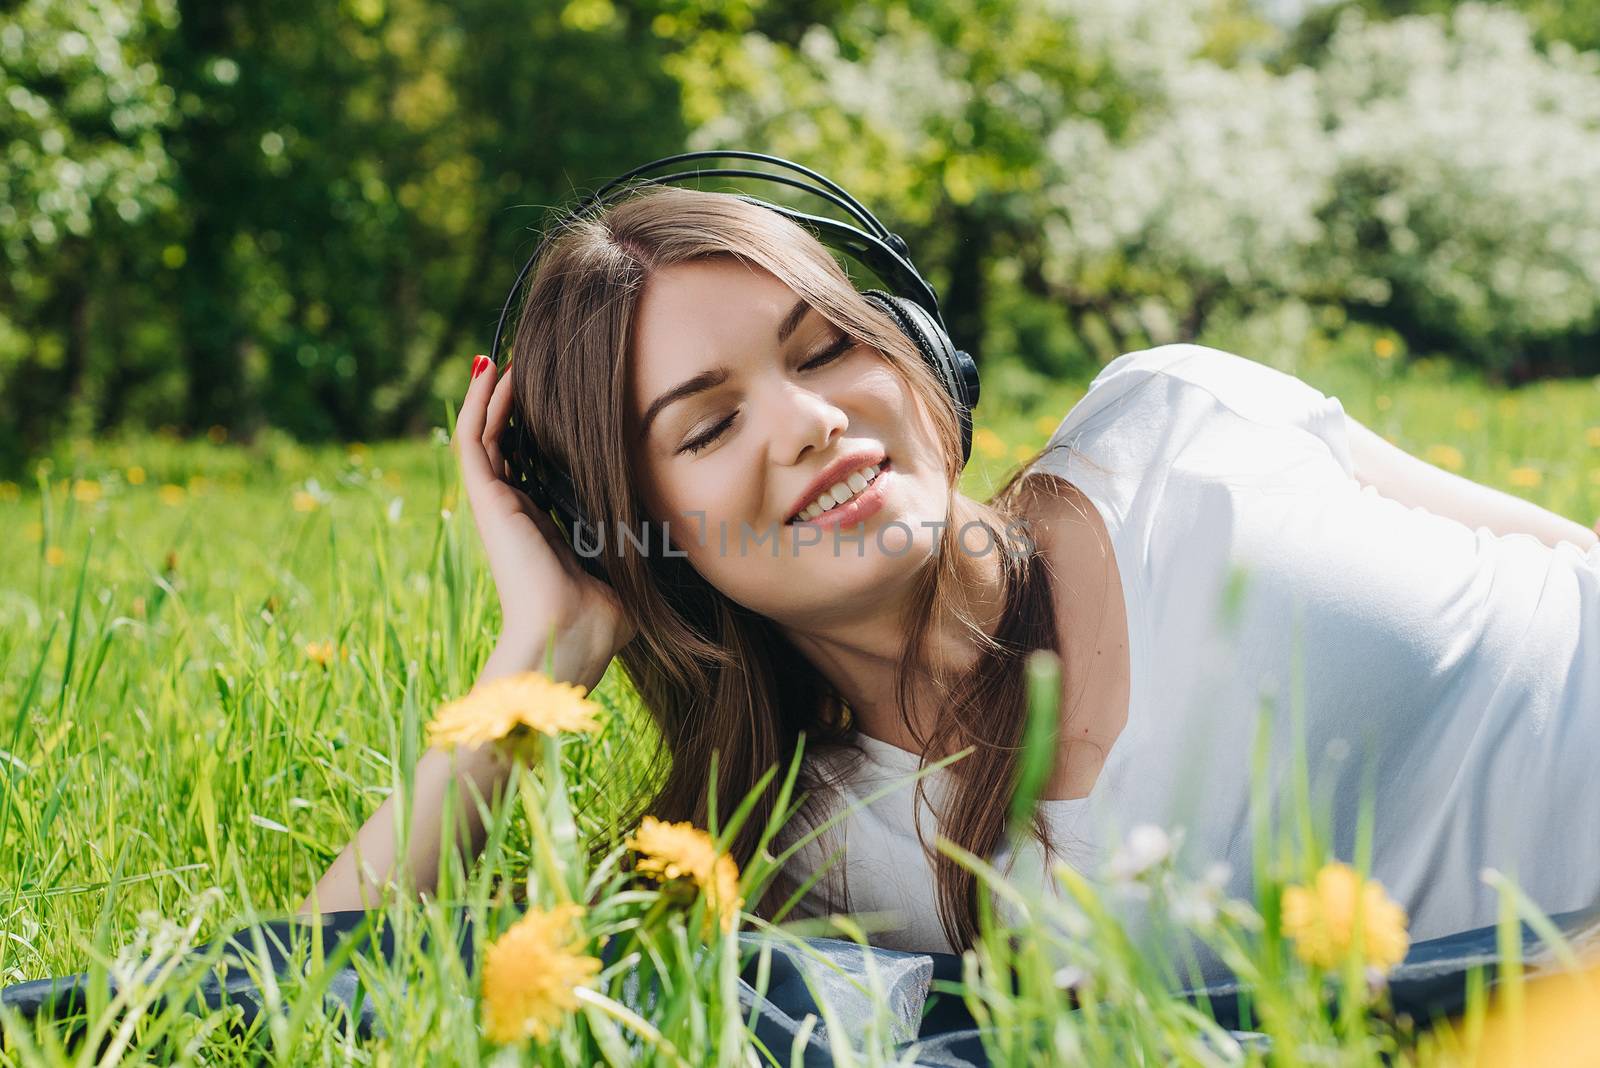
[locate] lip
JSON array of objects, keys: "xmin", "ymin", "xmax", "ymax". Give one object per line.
[
  {"xmin": 792, "ymin": 462, "xmax": 892, "ymax": 531},
  {"xmin": 783, "ymin": 449, "xmax": 889, "ymax": 524}
]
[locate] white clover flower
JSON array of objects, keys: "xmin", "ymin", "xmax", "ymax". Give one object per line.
[
  {"xmin": 1169, "ymin": 861, "xmax": 1234, "ymax": 929},
  {"xmin": 1107, "ymin": 823, "xmax": 1179, "ymax": 883},
  {"xmin": 1052, "ymin": 964, "xmax": 1088, "ymax": 991}
]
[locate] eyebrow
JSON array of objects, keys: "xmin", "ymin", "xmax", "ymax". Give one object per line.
[{"xmin": 636, "ymin": 298, "xmax": 813, "ymax": 445}]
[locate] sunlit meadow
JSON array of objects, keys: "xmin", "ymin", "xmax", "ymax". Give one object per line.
[{"xmin": 1, "ymin": 330, "xmax": 1598, "ymax": 1063}]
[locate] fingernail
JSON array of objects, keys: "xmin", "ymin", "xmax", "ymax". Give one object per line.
[{"xmin": 471, "ymin": 355, "xmax": 490, "ymax": 381}]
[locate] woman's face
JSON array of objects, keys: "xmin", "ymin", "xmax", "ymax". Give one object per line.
[{"xmin": 626, "ymin": 257, "xmax": 952, "ymax": 627}]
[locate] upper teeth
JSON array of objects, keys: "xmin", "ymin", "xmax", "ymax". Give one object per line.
[{"xmin": 793, "ymin": 465, "xmax": 881, "ymax": 523}]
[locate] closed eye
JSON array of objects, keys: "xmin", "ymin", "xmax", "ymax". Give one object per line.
[
  {"xmin": 676, "ymin": 334, "xmax": 859, "ymax": 457},
  {"xmin": 801, "ymin": 333, "xmax": 857, "ymax": 371},
  {"xmin": 680, "ymin": 413, "xmax": 734, "ymax": 456}
]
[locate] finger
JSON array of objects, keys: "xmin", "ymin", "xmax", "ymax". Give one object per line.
[
  {"xmin": 453, "ymin": 355, "xmax": 493, "ymax": 445},
  {"xmin": 454, "ymin": 355, "xmax": 499, "ymax": 488},
  {"xmin": 484, "ymin": 361, "xmax": 515, "ymax": 442},
  {"xmin": 483, "ymin": 365, "xmax": 517, "ymax": 473}
]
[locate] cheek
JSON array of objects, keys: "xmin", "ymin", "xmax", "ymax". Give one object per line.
[
  {"xmin": 877, "ymin": 372, "xmax": 949, "ymax": 470},
  {"xmin": 862, "ymin": 361, "xmax": 936, "ymax": 433},
  {"xmin": 641, "ymin": 464, "xmax": 762, "ymax": 559},
  {"xmin": 856, "ymin": 362, "xmax": 911, "ymax": 408}
]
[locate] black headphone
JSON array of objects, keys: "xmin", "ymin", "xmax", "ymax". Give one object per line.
[{"xmin": 489, "ymin": 150, "xmax": 980, "ymax": 586}]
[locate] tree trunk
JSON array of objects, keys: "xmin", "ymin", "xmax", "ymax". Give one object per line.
[
  {"xmin": 940, "ymin": 205, "xmax": 990, "ymax": 365},
  {"xmin": 173, "ymin": 0, "xmax": 247, "ymax": 434}
]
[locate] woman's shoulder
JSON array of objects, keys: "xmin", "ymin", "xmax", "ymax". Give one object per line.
[
  {"xmin": 1023, "ymin": 347, "xmax": 1213, "ymax": 490},
  {"xmin": 1104, "ymin": 345, "xmax": 1349, "ymax": 439},
  {"xmin": 1035, "ymin": 344, "xmax": 1223, "ymax": 454},
  {"xmin": 1041, "ymin": 343, "xmax": 1355, "ymax": 483},
  {"xmin": 1076, "ymin": 343, "xmax": 1334, "ymax": 417}
]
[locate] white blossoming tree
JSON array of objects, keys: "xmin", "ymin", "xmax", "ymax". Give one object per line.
[
  {"xmin": 1315, "ymin": 4, "xmax": 1600, "ymax": 378},
  {"xmin": 680, "ymin": 0, "xmax": 1600, "ymax": 378}
]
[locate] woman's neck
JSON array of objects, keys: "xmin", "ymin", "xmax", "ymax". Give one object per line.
[{"xmin": 780, "ymin": 498, "xmax": 1010, "ymax": 749}]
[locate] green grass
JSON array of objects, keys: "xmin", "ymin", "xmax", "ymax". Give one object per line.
[{"xmin": 0, "ymin": 336, "xmax": 1595, "ymax": 1063}]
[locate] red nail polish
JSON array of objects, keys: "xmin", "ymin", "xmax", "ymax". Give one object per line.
[{"xmin": 471, "ymin": 355, "xmax": 490, "ymax": 380}]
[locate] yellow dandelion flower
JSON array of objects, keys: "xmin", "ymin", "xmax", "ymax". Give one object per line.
[
  {"xmin": 1011, "ymin": 442, "xmax": 1036, "ymax": 463},
  {"xmin": 427, "ymin": 670, "xmax": 601, "ymax": 759},
  {"xmin": 1375, "ymin": 394, "xmax": 1392, "ymax": 412},
  {"xmin": 1508, "ymin": 466, "xmax": 1542, "ymax": 488},
  {"xmin": 973, "ymin": 427, "xmax": 1006, "ymax": 460},
  {"xmin": 24, "ymin": 522, "xmax": 43, "ymax": 542},
  {"xmin": 627, "ymin": 816, "xmax": 743, "ymax": 934},
  {"xmin": 73, "ymin": 479, "xmax": 102, "ymax": 503},
  {"xmin": 187, "ymin": 475, "xmax": 209, "ymax": 494},
  {"xmin": 45, "ymin": 546, "xmax": 66, "ymax": 567},
  {"xmin": 1035, "ymin": 415, "xmax": 1061, "ymax": 436},
  {"xmin": 304, "ymin": 640, "xmax": 337, "ymax": 666},
  {"xmin": 1498, "ymin": 396, "xmax": 1519, "ymax": 416},
  {"xmin": 1374, "ymin": 337, "xmax": 1396, "ymax": 360},
  {"xmin": 158, "ymin": 484, "xmax": 185, "ymax": 506},
  {"xmin": 126, "ymin": 465, "xmax": 147, "ymax": 486},
  {"xmin": 1586, "ymin": 426, "xmax": 1600, "ymax": 449},
  {"xmin": 480, "ymin": 903, "xmax": 600, "ymax": 1045},
  {"xmin": 1456, "ymin": 410, "xmax": 1483, "ymax": 432},
  {"xmin": 1423, "ymin": 444, "xmax": 1465, "ymax": 472},
  {"xmin": 292, "ymin": 490, "xmax": 320, "ymax": 513},
  {"xmin": 1281, "ymin": 861, "xmax": 1409, "ymax": 974}
]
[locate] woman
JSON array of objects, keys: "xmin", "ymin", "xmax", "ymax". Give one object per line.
[{"xmin": 302, "ymin": 184, "xmax": 1600, "ymax": 981}]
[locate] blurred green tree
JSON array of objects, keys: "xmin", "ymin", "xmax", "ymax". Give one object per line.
[
  {"xmin": 157, "ymin": 0, "xmax": 692, "ymax": 442},
  {"xmin": 0, "ymin": 0, "xmax": 702, "ymax": 467},
  {"xmin": 6, "ymin": 0, "xmax": 1600, "ymax": 468},
  {"xmin": 0, "ymin": 0, "xmax": 182, "ymax": 468}
]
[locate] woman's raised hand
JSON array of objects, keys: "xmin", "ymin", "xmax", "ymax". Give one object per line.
[{"xmin": 453, "ymin": 355, "xmax": 637, "ymax": 686}]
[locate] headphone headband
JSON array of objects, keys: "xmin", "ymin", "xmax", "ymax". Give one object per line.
[{"xmin": 488, "ymin": 151, "xmax": 948, "ymax": 369}]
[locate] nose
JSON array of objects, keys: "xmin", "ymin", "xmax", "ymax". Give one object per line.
[{"xmin": 769, "ymin": 380, "xmax": 847, "ymax": 467}]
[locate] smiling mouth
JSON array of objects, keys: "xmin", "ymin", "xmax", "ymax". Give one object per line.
[{"xmin": 786, "ymin": 459, "xmax": 891, "ymax": 526}]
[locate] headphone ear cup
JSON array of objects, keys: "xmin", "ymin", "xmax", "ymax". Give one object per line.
[
  {"xmin": 538, "ymin": 461, "xmax": 612, "ymax": 587},
  {"xmin": 502, "ymin": 414, "xmax": 613, "ymax": 587},
  {"xmin": 861, "ymin": 290, "xmax": 978, "ymax": 466},
  {"xmin": 502, "ymin": 417, "xmax": 552, "ymax": 512}
]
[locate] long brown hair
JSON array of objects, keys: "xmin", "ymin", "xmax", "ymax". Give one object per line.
[{"xmin": 507, "ymin": 183, "xmax": 1081, "ymax": 949}]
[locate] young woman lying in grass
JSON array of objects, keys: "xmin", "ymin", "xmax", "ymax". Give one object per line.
[{"xmin": 300, "ymin": 183, "xmax": 1600, "ymax": 985}]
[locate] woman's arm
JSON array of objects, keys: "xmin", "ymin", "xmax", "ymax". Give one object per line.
[
  {"xmin": 1343, "ymin": 413, "xmax": 1600, "ymax": 553},
  {"xmin": 298, "ymin": 355, "xmax": 636, "ymax": 916},
  {"xmin": 297, "ymin": 637, "xmax": 611, "ymax": 916}
]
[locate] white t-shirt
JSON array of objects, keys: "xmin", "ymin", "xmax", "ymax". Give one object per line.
[{"xmin": 796, "ymin": 343, "xmax": 1600, "ymax": 983}]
